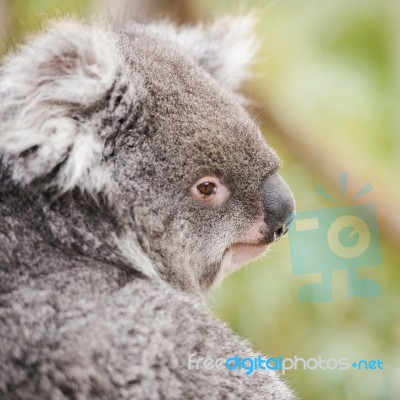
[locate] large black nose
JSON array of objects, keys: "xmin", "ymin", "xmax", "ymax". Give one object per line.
[{"xmin": 262, "ymin": 173, "xmax": 295, "ymax": 244}]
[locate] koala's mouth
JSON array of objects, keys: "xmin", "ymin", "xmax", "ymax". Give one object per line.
[
  {"xmin": 217, "ymin": 242, "xmax": 268, "ymax": 283},
  {"xmin": 229, "ymin": 242, "xmax": 268, "ymax": 266}
]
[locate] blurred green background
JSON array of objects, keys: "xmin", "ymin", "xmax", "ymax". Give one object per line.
[{"xmin": 1, "ymin": 0, "xmax": 399, "ymax": 399}]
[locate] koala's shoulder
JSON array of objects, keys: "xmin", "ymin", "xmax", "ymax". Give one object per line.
[{"xmin": 0, "ymin": 275, "xmax": 237, "ymax": 398}]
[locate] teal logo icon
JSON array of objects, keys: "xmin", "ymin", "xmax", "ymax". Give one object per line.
[{"xmin": 289, "ymin": 173, "xmax": 382, "ymax": 302}]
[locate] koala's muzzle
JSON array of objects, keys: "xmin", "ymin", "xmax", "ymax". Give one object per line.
[{"xmin": 262, "ymin": 174, "xmax": 295, "ymax": 244}]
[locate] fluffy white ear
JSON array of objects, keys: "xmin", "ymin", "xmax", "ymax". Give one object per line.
[
  {"xmin": 0, "ymin": 20, "xmax": 118, "ymax": 193},
  {"xmin": 147, "ymin": 16, "xmax": 259, "ymax": 92}
]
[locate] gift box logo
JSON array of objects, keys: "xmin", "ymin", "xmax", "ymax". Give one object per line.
[{"xmin": 289, "ymin": 173, "xmax": 382, "ymax": 302}]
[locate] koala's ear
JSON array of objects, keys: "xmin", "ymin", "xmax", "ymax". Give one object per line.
[
  {"xmin": 0, "ymin": 20, "xmax": 118, "ymax": 193},
  {"xmin": 170, "ymin": 16, "xmax": 258, "ymax": 92}
]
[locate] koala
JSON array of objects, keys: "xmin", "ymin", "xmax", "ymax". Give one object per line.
[{"xmin": 0, "ymin": 13, "xmax": 296, "ymax": 400}]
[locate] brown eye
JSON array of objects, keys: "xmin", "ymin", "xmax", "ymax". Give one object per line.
[
  {"xmin": 197, "ymin": 182, "xmax": 216, "ymax": 196},
  {"xmin": 190, "ymin": 175, "xmax": 229, "ymax": 205}
]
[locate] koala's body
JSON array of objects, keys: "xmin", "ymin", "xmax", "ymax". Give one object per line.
[{"xmin": 0, "ymin": 13, "xmax": 296, "ymax": 400}]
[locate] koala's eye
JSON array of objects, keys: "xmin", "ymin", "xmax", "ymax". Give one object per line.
[
  {"xmin": 190, "ymin": 176, "xmax": 229, "ymax": 206},
  {"xmin": 197, "ymin": 182, "xmax": 216, "ymax": 196}
]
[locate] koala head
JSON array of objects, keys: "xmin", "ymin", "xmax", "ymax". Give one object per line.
[{"xmin": 0, "ymin": 17, "xmax": 295, "ymax": 294}]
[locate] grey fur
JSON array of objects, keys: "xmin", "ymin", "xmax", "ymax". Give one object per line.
[{"xmin": 0, "ymin": 16, "xmax": 296, "ymax": 400}]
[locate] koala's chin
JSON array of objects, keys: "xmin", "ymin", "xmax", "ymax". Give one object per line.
[
  {"xmin": 225, "ymin": 243, "xmax": 268, "ymax": 272},
  {"xmin": 216, "ymin": 219, "xmax": 268, "ymax": 285},
  {"xmin": 0, "ymin": 11, "xmax": 297, "ymax": 400}
]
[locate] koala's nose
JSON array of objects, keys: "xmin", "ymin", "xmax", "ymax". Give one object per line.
[{"xmin": 262, "ymin": 173, "xmax": 295, "ymax": 244}]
